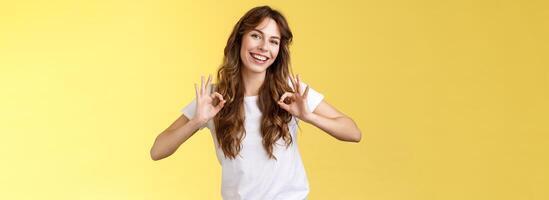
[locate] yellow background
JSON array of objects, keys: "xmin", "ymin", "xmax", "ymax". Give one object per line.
[{"xmin": 1, "ymin": 0, "xmax": 547, "ymax": 199}]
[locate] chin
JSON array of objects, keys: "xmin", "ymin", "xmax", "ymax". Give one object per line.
[{"xmin": 251, "ymin": 64, "xmax": 271, "ymax": 73}]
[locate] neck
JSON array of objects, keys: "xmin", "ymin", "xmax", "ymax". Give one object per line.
[{"xmin": 241, "ymin": 68, "xmax": 266, "ymax": 96}]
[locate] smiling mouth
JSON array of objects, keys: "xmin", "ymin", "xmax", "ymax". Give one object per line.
[{"xmin": 250, "ymin": 52, "xmax": 269, "ymax": 62}]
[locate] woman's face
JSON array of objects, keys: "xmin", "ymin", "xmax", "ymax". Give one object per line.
[{"xmin": 240, "ymin": 17, "xmax": 281, "ymax": 74}]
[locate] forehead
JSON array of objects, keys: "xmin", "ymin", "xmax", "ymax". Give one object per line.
[{"xmin": 253, "ymin": 17, "xmax": 280, "ymax": 38}]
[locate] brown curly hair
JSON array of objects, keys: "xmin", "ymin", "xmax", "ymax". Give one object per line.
[{"xmin": 213, "ymin": 6, "xmax": 295, "ymax": 160}]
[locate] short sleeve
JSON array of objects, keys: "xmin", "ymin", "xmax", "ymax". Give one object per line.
[
  {"xmin": 180, "ymin": 98, "xmax": 207, "ymax": 130},
  {"xmin": 288, "ymin": 78, "xmax": 325, "ymax": 112},
  {"xmin": 302, "ymin": 83, "xmax": 324, "ymax": 112}
]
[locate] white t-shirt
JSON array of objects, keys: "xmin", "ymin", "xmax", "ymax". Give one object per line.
[{"xmin": 180, "ymin": 79, "xmax": 324, "ymax": 200}]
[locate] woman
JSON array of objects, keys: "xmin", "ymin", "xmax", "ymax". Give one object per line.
[{"xmin": 150, "ymin": 5, "xmax": 362, "ymax": 200}]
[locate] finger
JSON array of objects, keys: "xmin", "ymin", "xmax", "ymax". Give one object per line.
[
  {"xmin": 214, "ymin": 98, "xmax": 226, "ymax": 112},
  {"xmin": 290, "ymin": 74, "xmax": 297, "ymax": 92},
  {"xmin": 212, "ymin": 92, "xmax": 226, "ymax": 111},
  {"xmin": 279, "ymin": 92, "xmax": 294, "ymax": 103},
  {"xmin": 212, "ymin": 92, "xmax": 225, "ymax": 101},
  {"xmin": 200, "ymin": 75, "xmax": 205, "ymax": 95},
  {"xmin": 205, "ymin": 74, "xmax": 212, "ymax": 95},
  {"xmin": 194, "ymin": 83, "xmax": 199, "ymax": 98},
  {"xmin": 277, "ymin": 101, "xmax": 290, "ymax": 111},
  {"xmin": 296, "ymin": 74, "xmax": 301, "ymax": 94},
  {"xmin": 303, "ymin": 85, "xmax": 310, "ymax": 98}
]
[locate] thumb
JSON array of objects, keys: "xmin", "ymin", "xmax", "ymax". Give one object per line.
[
  {"xmin": 277, "ymin": 101, "xmax": 290, "ymax": 111},
  {"xmin": 214, "ymin": 99, "xmax": 226, "ymax": 113}
]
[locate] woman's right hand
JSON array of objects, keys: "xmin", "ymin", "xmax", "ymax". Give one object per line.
[{"xmin": 192, "ymin": 74, "xmax": 226, "ymax": 125}]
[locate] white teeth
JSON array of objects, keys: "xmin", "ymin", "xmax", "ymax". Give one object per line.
[{"xmin": 251, "ymin": 53, "xmax": 267, "ymax": 61}]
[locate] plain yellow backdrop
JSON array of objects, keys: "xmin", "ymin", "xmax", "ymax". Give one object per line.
[{"xmin": 1, "ymin": 0, "xmax": 547, "ymax": 199}]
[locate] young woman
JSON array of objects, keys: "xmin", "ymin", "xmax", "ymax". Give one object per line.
[{"xmin": 150, "ymin": 5, "xmax": 362, "ymax": 200}]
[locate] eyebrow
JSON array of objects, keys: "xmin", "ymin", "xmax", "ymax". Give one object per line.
[{"xmin": 252, "ymin": 29, "xmax": 281, "ymax": 40}]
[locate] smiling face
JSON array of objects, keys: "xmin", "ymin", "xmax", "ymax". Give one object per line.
[{"xmin": 240, "ymin": 17, "xmax": 281, "ymax": 74}]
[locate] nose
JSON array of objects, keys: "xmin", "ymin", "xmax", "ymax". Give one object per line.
[{"xmin": 258, "ymin": 39, "xmax": 268, "ymax": 52}]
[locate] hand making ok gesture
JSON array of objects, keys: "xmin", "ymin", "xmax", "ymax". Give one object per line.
[
  {"xmin": 277, "ymin": 74, "xmax": 314, "ymax": 122},
  {"xmin": 193, "ymin": 74, "xmax": 226, "ymax": 125}
]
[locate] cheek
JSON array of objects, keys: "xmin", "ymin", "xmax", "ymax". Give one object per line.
[
  {"xmin": 271, "ymin": 48, "xmax": 280, "ymax": 60},
  {"xmin": 242, "ymin": 37, "xmax": 257, "ymax": 49},
  {"xmin": 240, "ymin": 39, "xmax": 251, "ymax": 57}
]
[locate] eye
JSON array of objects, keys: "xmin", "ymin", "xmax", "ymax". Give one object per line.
[
  {"xmin": 270, "ymin": 40, "xmax": 279, "ymax": 45},
  {"xmin": 251, "ymin": 33, "xmax": 261, "ymax": 39}
]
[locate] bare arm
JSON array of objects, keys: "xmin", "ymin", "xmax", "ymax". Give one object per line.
[
  {"xmin": 149, "ymin": 115, "xmax": 205, "ymax": 161},
  {"xmin": 277, "ymin": 74, "xmax": 362, "ymax": 143},
  {"xmin": 303, "ymin": 100, "xmax": 362, "ymax": 142},
  {"xmin": 150, "ymin": 74, "xmax": 226, "ymax": 161}
]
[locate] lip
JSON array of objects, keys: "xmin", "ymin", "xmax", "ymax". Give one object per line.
[
  {"xmin": 249, "ymin": 52, "xmax": 269, "ymax": 64},
  {"xmin": 250, "ymin": 52, "xmax": 270, "ymax": 59}
]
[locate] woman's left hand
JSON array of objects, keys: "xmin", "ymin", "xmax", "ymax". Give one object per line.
[{"xmin": 277, "ymin": 74, "xmax": 314, "ymax": 123}]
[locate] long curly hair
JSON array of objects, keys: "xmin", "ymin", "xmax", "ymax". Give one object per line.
[{"xmin": 213, "ymin": 6, "xmax": 294, "ymax": 160}]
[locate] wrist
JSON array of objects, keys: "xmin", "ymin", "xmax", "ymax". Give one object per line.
[
  {"xmin": 189, "ymin": 117, "xmax": 207, "ymax": 128},
  {"xmin": 301, "ymin": 112, "xmax": 318, "ymax": 124}
]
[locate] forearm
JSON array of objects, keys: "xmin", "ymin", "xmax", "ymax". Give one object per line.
[
  {"xmin": 150, "ymin": 119, "xmax": 204, "ymax": 160},
  {"xmin": 304, "ymin": 113, "xmax": 362, "ymax": 142}
]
